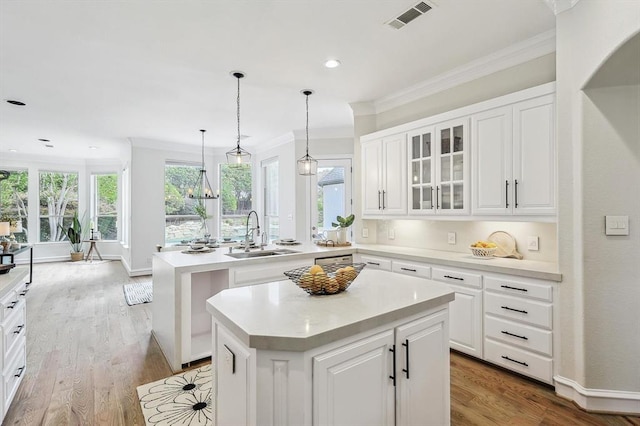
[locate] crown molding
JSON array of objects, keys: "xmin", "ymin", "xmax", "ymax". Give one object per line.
[
  {"xmin": 350, "ymin": 102, "xmax": 377, "ymax": 117},
  {"xmin": 543, "ymin": 0, "xmax": 582, "ymax": 15},
  {"xmin": 373, "ymin": 29, "xmax": 556, "ymax": 114}
]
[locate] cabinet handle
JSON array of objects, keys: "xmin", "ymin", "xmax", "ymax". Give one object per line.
[
  {"xmin": 367, "ymin": 261, "xmax": 380, "ymax": 266},
  {"xmin": 378, "ymin": 190, "xmax": 382, "ymax": 210},
  {"xmin": 402, "ymin": 339, "xmax": 410, "ymax": 379},
  {"xmin": 389, "ymin": 345, "xmax": 396, "ymax": 386},
  {"xmin": 7, "ymin": 300, "xmax": 18, "ymax": 309},
  {"xmin": 13, "ymin": 324, "xmax": 25, "ymax": 334},
  {"xmin": 430, "ymin": 187, "xmax": 435, "ymax": 210},
  {"xmin": 19, "ymin": 289, "xmax": 29, "ymax": 296},
  {"xmin": 436, "ymin": 186, "xmax": 440, "ymax": 209},
  {"xmin": 501, "ymin": 355, "xmax": 528, "ymax": 367},
  {"xmin": 501, "ymin": 285, "xmax": 528, "ymax": 292},
  {"xmin": 505, "ymin": 180, "xmax": 509, "ymax": 208},
  {"xmin": 501, "ymin": 330, "xmax": 528, "ymax": 340},
  {"xmin": 382, "ymin": 190, "xmax": 386, "ymax": 210},
  {"xmin": 400, "ymin": 267, "xmax": 417, "ymax": 272},
  {"xmin": 501, "ymin": 305, "xmax": 528, "ymax": 314},
  {"xmin": 14, "ymin": 366, "xmax": 25, "ymax": 378},
  {"xmin": 515, "ymin": 179, "xmax": 519, "ymax": 208},
  {"xmin": 443, "ymin": 275, "xmax": 463, "ymax": 281}
]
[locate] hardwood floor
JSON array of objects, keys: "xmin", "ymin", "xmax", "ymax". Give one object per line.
[{"xmin": 3, "ymin": 260, "xmax": 639, "ymax": 425}]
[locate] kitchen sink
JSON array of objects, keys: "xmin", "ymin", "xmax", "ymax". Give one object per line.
[{"xmin": 225, "ymin": 249, "xmax": 300, "ymax": 259}]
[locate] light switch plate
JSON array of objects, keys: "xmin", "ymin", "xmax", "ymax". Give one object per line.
[
  {"xmin": 605, "ymin": 215, "xmax": 629, "ymax": 236},
  {"xmin": 527, "ymin": 236, "xmax": 539, "ymax": 251},
  {"xmin": 448, "ymin": 232, "xmax": 456, "ymax": 245},
  {"xmin": 362, "ymin": 228, "xmax": 369, "ymax": 238},
  {"xmin": 388, "ymin": 228, "xmax": 395, "ymax": 240}
]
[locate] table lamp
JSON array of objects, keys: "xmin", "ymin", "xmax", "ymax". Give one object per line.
[{"xmin": 0, "ymin": 222, "xmax": 10, "ymax": 252}]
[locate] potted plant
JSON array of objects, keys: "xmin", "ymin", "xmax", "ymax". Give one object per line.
[
  {"xmin": 331, "ymin": 214, "xmax": 355, "ymax": 244},
  {"xmin": 59, "ymin": 212, "xmax": 88, "ymax": 261}
]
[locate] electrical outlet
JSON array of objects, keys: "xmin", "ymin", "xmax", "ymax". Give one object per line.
[
  {"xmin": 527, "ymin": 236, "xmax": 539, "ymax": 251},
  {"xmin": 447, "ymin": 232, "xmax": 456, "ymax": 245},
  {"xmin": 388, "ymin": 228, "xmax": 395, "ymax": 240},
  {"xmin": 362, "ymin": 228, "xmax": 369, "ymax": 238}
]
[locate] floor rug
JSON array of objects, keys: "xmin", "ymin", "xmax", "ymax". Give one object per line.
[
  {"xmin": 123, "ymin": 281, "xmax": 153, "ymax": 305},
  {"xmin": 137, "ymin": 364, "xmax": 213, "ymax": 426}
]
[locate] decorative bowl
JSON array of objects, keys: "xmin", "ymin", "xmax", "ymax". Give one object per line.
[
  {"xmin": 469, "ymin": 245, "xmax": 497, "ymax": 258},
  {"xmin": 189, "ymin": 243, "xmax": 206, "ymax": 251},
  {"xmin": 284, "ymin": 263, "xmax": 365, "ymax": 295}
]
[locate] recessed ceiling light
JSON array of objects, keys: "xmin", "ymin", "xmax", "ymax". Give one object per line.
[
  {"xmin": 324, "ymin": 59, "xmax": 341, "ymax": 69},
  {"xmin": 6, "ymin": 100, "xmax": 26, "ymax": 106}
]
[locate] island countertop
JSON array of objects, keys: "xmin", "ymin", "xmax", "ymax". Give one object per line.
[{"xmin": 206, "ymin": 268, "xmax": 455, "ymax": 352}]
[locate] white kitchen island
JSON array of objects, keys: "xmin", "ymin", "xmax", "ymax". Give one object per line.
[{"xmin": 206, "ymin": 268, "xmax": 455, "ymax": 426}]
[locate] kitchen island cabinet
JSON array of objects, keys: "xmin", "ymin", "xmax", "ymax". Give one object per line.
[{"xmin": 206, "ymin": 269, "xmax": 454, "ymax": 426}]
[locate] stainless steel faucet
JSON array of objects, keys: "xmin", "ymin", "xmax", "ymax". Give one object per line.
[{"xmin": 244, "ymin": 210, "xmax": 260, "ymax": 252}]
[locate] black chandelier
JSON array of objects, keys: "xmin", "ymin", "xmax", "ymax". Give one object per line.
[
  {"xmin": 226, "ymin": 71, "xmax": 252, "ymax": 164},
  {"xmin": 188, "ymin": 129, "xmax": 219, "ymax": 200}
]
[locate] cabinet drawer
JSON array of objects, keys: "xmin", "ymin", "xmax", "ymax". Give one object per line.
[
  {"xmin": 3, "ymin": 343, "xmax": 26, "ymax": 414},
  {"xmin": 431, "ymin": 267, "xmax": 482, "ymax": 289},
  {"xmin": 485, "ymin": 315, "xmax": 552, "ymax": 356},
  {"xmin": 0, "ymin": 291, "xmax": 20, "ymax": 323},
  {"xmin": 485, "ymin": 276, "xmax": 552, "ymax": 302},
  {"xmin": 230, "ymin": 259, "xmax": 311, "ymax": 287},
  {"xmin": 484, "ymin": 339, "xmax": 552, "ymax": 384},
  {"xmin": 357, "ymin": 255, "xmax": 392, "ymax": 271},
  {"xmin": 2, "ymin": 303, "xmax": 26, "ymax": 365},
  {"xmin": 485, "ymin": 292, "xmax": 552, "ymax": 329},
  {"xmin": 392, "ymin": 261, "xmax": 431, "ymax": 279}
]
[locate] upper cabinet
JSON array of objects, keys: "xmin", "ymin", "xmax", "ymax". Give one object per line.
[
  {"xmin": 408, "ymin": 119, "xmax": 469, "ymax": 215},
  {"xmin": 472, "ymin": 94, "xmax": 556, "ymax": 216},
  {"xmin": 362, "ymin": 134, "xmax": 407, "ymax": 216}
]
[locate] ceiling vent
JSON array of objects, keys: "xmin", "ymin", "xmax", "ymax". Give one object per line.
[{"xmin": 386, "ymin": 2, "xmax": 433, "ymax": 29}]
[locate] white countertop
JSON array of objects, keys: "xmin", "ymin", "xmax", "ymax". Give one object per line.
[
  {"xmin": 206, "ymin": 268, "xmax": 455, "ymax": 352},
  {"xmin": 0, "ymin": 266, "xmax": 28, "ymax": 297}
]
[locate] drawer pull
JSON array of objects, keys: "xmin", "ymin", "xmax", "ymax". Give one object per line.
[
  {"xmin": 402, "ymin": 339, "xmax": 410, "ymax": 379},
  {"xmin": 501, "ymin": 306, "xmax": 528, "ymax": 314},
  {"xmin": 367, "ymin": 262, "xmax": 380, "ymax": 266},
  {"xmin": 14, "ymin": 366, "xmax": 25, "ymax": 378},
  {"xmin": 501, "ymin": 355, "xmax": 528, "ymax": 367},
  {"xmin": 501, "ymin": 330, "xmax": 528, "ymax": 340},
  {"xmin": 444, "ymin": 275, "xmax": 464, "ymax": 281},
  {"xmin": 6, "ymin": 300, "xmax": 18, "ymax": 309},
  {"xmin": 400, "ymin": 267, "xmax": 417, "ymax": 272},
  {"xmin": 14, "ymin": 324, "xmax": 25, "ymax": 334},
  {"xmin": 19, "ymin": 289, "xmax": 29, "ymax": 296},
  {"xmin": 501, "ymin": 285, "xmax": 528, "ymax": 292}
]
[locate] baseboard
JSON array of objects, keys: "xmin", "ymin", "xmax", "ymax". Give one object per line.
[{"xmin": 554, "ymin": 375, "xmax": 640, "ymax": 415}]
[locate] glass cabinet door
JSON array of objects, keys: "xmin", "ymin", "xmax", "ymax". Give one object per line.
[
  {"xmin": 437, "ymin": 121, "xmax": 467, "ymax": 213},
  {"xmin": 409, "ymin": 128, "xmax": 434, "ymax": 213}
]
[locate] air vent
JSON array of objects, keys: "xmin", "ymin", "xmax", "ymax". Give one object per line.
[{"xmin": 386, "ymin": 1, "xmax": 433, "ymax": 29}]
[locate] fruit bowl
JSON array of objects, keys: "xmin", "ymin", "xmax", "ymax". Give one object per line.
[
  {"xmin": 284, "ymin": 263, "xmax": 365, "ymax": 295},
  {"xmin": 469, "ymin": 245, "xmax": 497, "ymax": 258}
]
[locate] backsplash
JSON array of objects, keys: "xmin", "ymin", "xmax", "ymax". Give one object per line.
[{"xmin": 361, "ymin": 219, "xmax": 557, "ymax": 263}]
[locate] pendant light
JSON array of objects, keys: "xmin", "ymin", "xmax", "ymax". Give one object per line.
[
  {"xmin": 226, "ymin": 71, "xmax": 252, "ymax": 164},
  {"xmin": 297, "ymin": 89, "xmax": 318, "ymax": 176},
  {"xmin": 188, "ymin": 129, "xmax": 219, "ymax": 199}
]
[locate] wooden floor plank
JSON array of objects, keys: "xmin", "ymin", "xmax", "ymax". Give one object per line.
[{"xmin": 2, "ymin": 260, "xmax": 638, "ymax": 425}]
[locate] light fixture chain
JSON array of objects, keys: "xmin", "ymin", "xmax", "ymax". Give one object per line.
[
  {"xmin": 306, "ymin": 94, "xmax": 310, "ymax": 156},
  {"xmin": 237, "ymin": 75, "xmax": 241, "ymax": 149}
]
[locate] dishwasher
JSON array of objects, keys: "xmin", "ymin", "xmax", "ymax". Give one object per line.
[{"xmin": 314, "ymin": 254, "xmax": 353, "ymax": 266}]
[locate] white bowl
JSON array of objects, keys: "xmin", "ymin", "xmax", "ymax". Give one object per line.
[{"xmin": 189, "ymin": 243, "xmax": 205, "ymax": 251}]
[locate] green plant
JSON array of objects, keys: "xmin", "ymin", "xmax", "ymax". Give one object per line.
[
  {"xmin": 194, "ymin": 202, "xmax": 210, "ymax": 221},
  {"xmin": 332, "ymin": 214, "xmax": 355, "ymax": 229},
  {"xmin": 59, "ymin": 212, "xmax": 88, "ymax": 252}
]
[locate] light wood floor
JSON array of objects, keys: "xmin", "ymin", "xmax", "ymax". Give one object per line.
[{"xmin": 4, "ymin": 260, "xmax": 639, "ymax": 425}]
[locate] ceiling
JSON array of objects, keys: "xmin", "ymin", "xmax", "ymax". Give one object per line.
[{"xmin": 0, "ymin": 0, "xmax": 556, "ymax": 160}]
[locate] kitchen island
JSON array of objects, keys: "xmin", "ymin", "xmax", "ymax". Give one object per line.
[{"xmin": 206, "ymin": 268, "xmax": 455, "ymax": 426}]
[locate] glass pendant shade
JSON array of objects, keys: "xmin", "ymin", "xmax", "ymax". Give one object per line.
[
  {"xmin": 188, "ymin": 129, "xmax": 219, "ymax": 200},
  {"xmin": 227, "ymin": 71, "xmax": 251, "ymax": 165},
  {"xmin": 297, "ymin": 89, "xmax": 317, "ymax": 176}
]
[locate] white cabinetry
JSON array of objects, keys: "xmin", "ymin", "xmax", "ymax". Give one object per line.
[
  {"xmin": 362, "ymin": 134, "xmax": 407, "ymax": 216},
  {"xmin": 314, "ymin": 309, "xmax": 450, "ymax": 426},
  {"xmin": 472, "ymin": 92, "xmax": 556, "ymax": 216},
  {"xmin": 354, "ymin": 254, "xmax": 392, "ymax": 271},
  {"xmin": 483, "ymin": 274, "xmax": 554, "ymax": 384},
  {"xmin": 229, "ymin": 258, "xmax": 311, "ymax": 288}
]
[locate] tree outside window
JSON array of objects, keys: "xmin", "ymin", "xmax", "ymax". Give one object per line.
[
  {"xmin": 164, "ymin": 163, "xmax": 203, "ymax": 244},
  {"xmin": 39, "ymin": 171, "xmax": 79, "ymax": 242},
  {"xmin": 220, "ymin": 164, "xmax": 252, "ymax": 240},
  {"xmin": 92, "ymin": 173, "xmax": 118, "ymax": 240},
  {"xmin": 0, "ymin": 169, "xmax": 28, "ymax": 243}
]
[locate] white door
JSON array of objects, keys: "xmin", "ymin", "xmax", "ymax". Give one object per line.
[
  {"xmin": 382, "ymin": 134, "xmax": 408, "ymax": 215},
  {"xmin": 447, "ymin": 284, "xmax": 483, "ymax": 357},
  {"xmin": 408, "ymin": 127, "xmax": 436, "ymax": 215},
  {"xmin": 362, "ymin": 140, "xmax": 383, "ymax": 216},
  {"xmin": 395, "ymin": 310, "xmax": 450, "ymax": 426},
  {"xmin": 310, "ymin": 158, "xmax": 352, "ymax": 239},
  {"xmin": 435, "ymin": 118, "xmax": 469, "ymax": 214},
  {"xmin": 313, "ymin": 330, "xmax": 395, "ymax": 426}
]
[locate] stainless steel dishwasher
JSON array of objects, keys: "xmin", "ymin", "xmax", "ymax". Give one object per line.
[{"xmin": 314, "ymin": 254, "xmax": 353, "ymax": 266}]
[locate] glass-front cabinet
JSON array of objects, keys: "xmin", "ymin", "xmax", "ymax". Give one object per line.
[{"xmin": 409, "ymin": 118, "xmax": 469, "ymax": 215}]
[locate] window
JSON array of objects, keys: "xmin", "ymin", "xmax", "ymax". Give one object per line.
[
  {"xmin": 311, "ymin": 159, "xmax": 352, "ymax": 239},
  {"xmin": 121, "ymin": 166, "xmax": 130, "ymax": 245},
  {"xmin": 91, "ymin": 173, "xmax": 118, "ymax": 240},
  {"xmin": 164, "ymin": 163, "xmax": 204, "ymax": 244},
  {"xmin": 220, "ymin": 164, "xmax": 252, "ymax": 241},
  {"xmin": 262, "ymin": 159, "xmax": 278, "ymax": 242},
  {"xmin": 39, "ymin": 171, "xmax": 79, "ymax": 242},
  {"xmin": 0, "ymin": 169, "xmax": 28, "ymax": 243}
]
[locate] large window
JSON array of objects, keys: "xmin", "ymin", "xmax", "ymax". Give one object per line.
[
  {"xmin": 164, "ymin": 163, "xmax": 204, "ymax": 244},
  {"xmin": 220, "ymin": 164, "xmax": 252, "ymax": 241},
  {"xmin": 91, "ymin": 173, "xmax": 118, "ymax": 240},
  {"xmin": 0, "ymin": 169, "xmax": 28, "ymax": 243},
  {"xmin": 39, "ymin": 171, "xmax": 79, "ymax": 242}
]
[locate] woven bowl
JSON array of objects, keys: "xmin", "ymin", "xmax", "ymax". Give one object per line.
[
  {"xmin": 469, "ymin": 246, "xmax": 497, "ymax": 258},
  {"xmin": 284, "ymin": 263, "xmax": 365, "ymax": 295}
]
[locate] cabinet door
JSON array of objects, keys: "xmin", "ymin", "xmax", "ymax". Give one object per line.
[
  {"xmin": 436, "ymin": 119, "xmax": 469, "ymax": 214},
  {"xmin": 362, "ymin": 140, "xmax": 384, "ymax": 216},
  {"xmin": 314, "ymin": 330, "xmax": 395, "ymax": 426},
  {"xmin": 382, "ymin": 134, "xmax": 407, "ymax": 215},
  {"xmin": 395, "ymin": 309, "xmax": 450, "ymax": 426},
  {"xmin": 408, "ymin": 127, "xmax": 436, "ymax": 215},
  {"xmin": 512, "ymin": 95, "xmax": 556, "ymax": 215},
  {"xmin": 472, "ymin": 107, "xmax": 513, "ymax": 215},
  {"xmin": 447, "ymin": 283, "xmax": 483, "ymax": 357}
]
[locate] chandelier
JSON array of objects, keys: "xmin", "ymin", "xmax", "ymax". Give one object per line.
[
  {"xmin": 188, "ymin": 129, "xmax": 219, "ymax": 200},
  {"xmin": 226, "ymin": 71, "xmax": 252, "ymax": 164}
]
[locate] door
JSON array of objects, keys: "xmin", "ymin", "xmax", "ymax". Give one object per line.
[
  {"xmin": 447, "ymin": 283, "xmax": 483, "ymax": 357},
  {"xmin": 435, "ymin": 118, "xmax": 469, "ymax": 214},
  {"xmin": 408, "ymin": 127, "xmax": 435, "ymax": 215},
  {"xmin": 381, "ymin": 134, "xmax": 407, "ymax": 215},
  {"xmin": 310, "ymin": 158, "xmax": 352, "ymax": 240},
  {"xmin": 362, "ymin": 140, "xmax": 383, "ymax": 215},
  {"xmin": 313, "ymin": 330, "xmax": 395, "ymax": 426},
  {"xmin": 395, "ymin": 310, "xmax": 450, "ymax": 426}
]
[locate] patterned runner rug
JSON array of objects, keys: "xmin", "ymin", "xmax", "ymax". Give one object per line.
[
  {"xmin": 123, "ymin": 281, "xmax": 153, "ymax": 305},
  {"xmin": 137, "ymin": 364, "xmax": 213, "ymax": 425}
]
